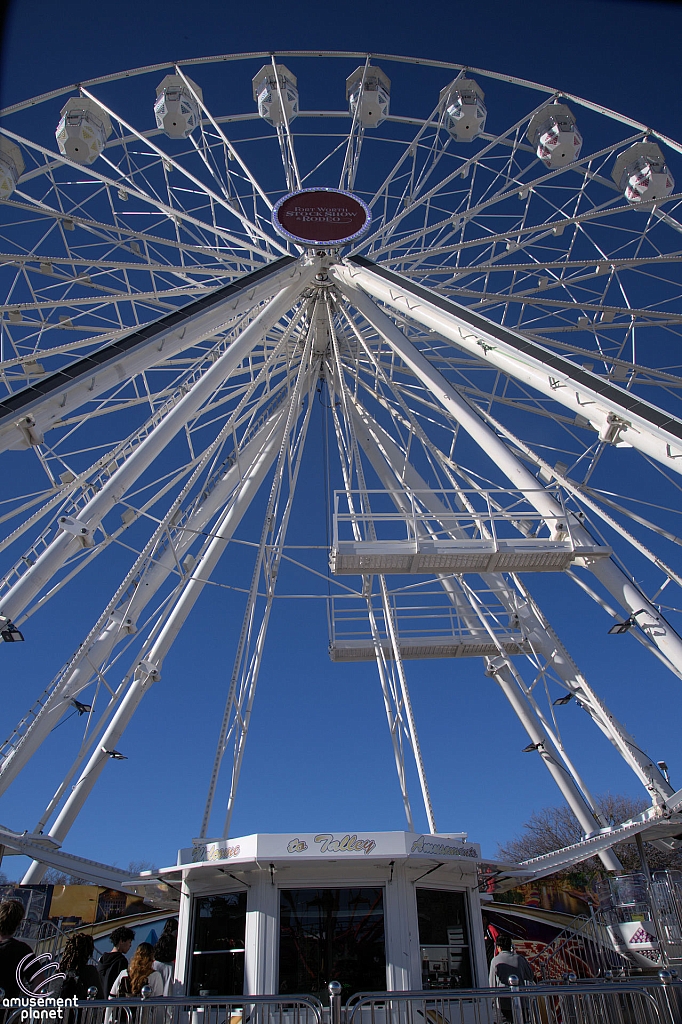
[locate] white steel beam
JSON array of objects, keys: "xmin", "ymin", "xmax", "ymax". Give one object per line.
[
  {"xmin": 0, "ymin": 255, "xmax": 303, "ymax": 452},
  {"xmin": 0, "ymin": 824, "xmax": 139, "ymax": 890},
  {"xmin": 218, "ymin": 365, "xmax": 320, "ymax": 839},
  {"xmin": 203, "ymin": 338, "xmax": 320, "ymax": 838},
  {"xmin": 327, "ymin": 312, "xmax": 437, "ymax": 833},
  {"xmin": 351, "ymin": 397, "xmax": 673, "ymax": 805},
  {"xmin": 347, "ymin": 396, "xmax": 621, "ymax": 868},
  {"xmin": 333, "ymin": 277, "xmax": 682, "ymax": 678},
  {"xmin": 334, "ymin": 258, "xmax": 682, "ymax": 473},
  {"xmin": 501, "ymin": 806, "xmax": 682, "ymax": 884},
  {"xmin": 0, "ymin": 407, "xmax": 289, "ymax": 794},
  {"xmin": 326, "ymin": 391, "xmax": 417, "ymax": 832},
  {"xmin": 0, "ymin": 267, "xmax": 315, "ymax": 625},
  {"xmin": 21, "ymin": 402, "xmax": 287, "ymax": 883}
]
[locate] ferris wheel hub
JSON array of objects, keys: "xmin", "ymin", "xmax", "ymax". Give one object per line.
[{"xmin": 272, "ymin": 187, "xmax": 371, "ymax": 246}]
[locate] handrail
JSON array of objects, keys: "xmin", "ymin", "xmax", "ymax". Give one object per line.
[{"xmin": 345, "ymin": 976, "xmax": 682, "ymax": 1024}]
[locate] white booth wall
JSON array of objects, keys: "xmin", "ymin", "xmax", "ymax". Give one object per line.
[{"xmin": 166, "ymin": 832, "xmax": 489, "ymax": 1000}]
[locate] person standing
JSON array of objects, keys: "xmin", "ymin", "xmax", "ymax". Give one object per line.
[
  {"xmin": 107, "ymin": 944, "xmax": 163, "ymax": 1024},
  {"xmin": 97, "ymin": 926, "xmax": 134, "ymax": 998},
  {"xmin": 488, "ymin": 934, "xmax": 534, "ymax": 1023},
  {"xmin": 0, "ymin": 899, "xmax": 33, "ymax": 1003},
  {"xmin": 152, "ymin": 920, "xmax": 178, "ymax": 997},
  {"xmin": 55, "ymin": 933, "xmax": 103, "ymax": 1000}
]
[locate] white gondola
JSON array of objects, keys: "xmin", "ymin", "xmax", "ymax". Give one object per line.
[
  {"xmin": 527, "ymin": 102, "xmax": 582, "ymax": 168},
  {"xmin": 440, "ymin": 77, "xmax": 486, "ymax": 141},
  {"xmin": 154, "ymin": 74, "xmax": 202, "ymax": 139},
  {"xmin": 0, "ymin": 138, "xmax": 24, "ymax": 199},
  {"xmin": 346, "ymin": 65, "xmax": 390, "ymax": 128},
  {"xmin": 612, "ymin": 141, "xmax": 675, "ymax": 203},
  {"xmin": 252, "ymin": 64, "xmax": 299, "ymax": 127},
  {"xmin": 55, "ymin": 96, "xmax": 112, "ymax": 165}
]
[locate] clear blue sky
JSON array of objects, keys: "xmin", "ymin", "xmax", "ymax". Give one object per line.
[{"xmin": 1, "ymin": 0, "xmax": 681, "ymax": 880}]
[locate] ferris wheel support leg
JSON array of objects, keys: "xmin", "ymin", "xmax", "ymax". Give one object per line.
[
  {"xmin": 0, "ymin": 407, "xmax": 290, "ymax": 797},
  {"xmin": 509, "ymin": 578, "xmax": 674, "ymax": 804},
  {"xmin": 337, "ymin": 259, "xmax": 682, "ymax": 476},
  {"xmin": 0, "ymin": 255, "xmax": 302, "ymax": 454},
  {"xmin": 348, "ymin": 388, "xmax": 671, "ymax": 809},
  {"xmin": 348, "ymin": 394, "xmax": 622, "ymax": 841},
  {"xmin": 337, "ymin": 280, "xmax": 682, "ymax": 680},
  {"xmin": 487, "ymin": 658, "xmax": 622, "ymax": 872},
  {"xmin": 20, "ymin": 412, "xmax": 287, "ymax": 884},
  {"xmin": 0, "ymin": 271, "xmax": 314, "ymax": 626}
]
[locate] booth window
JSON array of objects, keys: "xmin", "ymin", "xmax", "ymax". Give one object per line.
[
  {"xmin": 279, "ymin": 887, "xmax": 386, "ymax": 1002},
  {"xmin": 416, "ymin": 888, "xmax": 472, "ymax": 989},
  {"xmin": 189, "ymin": 891, "xmax": 247, "ymax": 996}
]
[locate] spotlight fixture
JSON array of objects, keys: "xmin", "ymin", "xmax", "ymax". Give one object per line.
[
  {"xmin": 522, "ymin": 742, "xmax": 543, "ymax": 753},
  {"xmin": 553, "ymin": 694, "xmax": 574, "ymax": 706},
  {"xmin": 608, "ymin": 609, "xmax": 647, "ymax": 634},
  {"xmin": 102, "ymin": 748, "xmax": 127, "ymax": 760},
  {"xmin": 71, "ymin": 700, "xmax": 92, "ymax": 715},
  {"xmin": 0, "ymin": 618, "xmax": 24, "ymax": 642},
  {"xmin": 657, "ymin": 760, "xmax": 670, "ymax": 784}
]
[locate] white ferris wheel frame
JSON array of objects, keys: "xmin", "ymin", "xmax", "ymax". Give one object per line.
[{"xmin": 0, "ymin": 52, "xmax": 681, "ymax": 889}]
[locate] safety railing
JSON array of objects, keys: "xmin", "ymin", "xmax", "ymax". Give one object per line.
[
  {"xmin": 332, "ymin": 488, "xmax": 575, "ymax": 547},
  {"xmin": 344, "ymin": 974, "xmax": 682, "ymax": 1024},
  {"xmin": 329, "ymin": 488, "xmax": 611, "ymax": 577},
  {"xmin": 3, "ymin": 994, "xmax": 323, "ymax": 1024},
  {"xmin": 526, "ymin": 910, "xmax": 631, "ymax": 980}
]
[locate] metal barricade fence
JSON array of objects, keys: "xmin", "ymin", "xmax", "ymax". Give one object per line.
[
  {"xmin": 344, "ymin": 976, "xmax": 682, "ymax": 1024},
  {"xmin": 4, "ymin": 995, "xmax": 324, "ymax": 1024}
]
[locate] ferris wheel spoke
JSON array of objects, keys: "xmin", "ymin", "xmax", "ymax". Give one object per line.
[
  {"xmin": 358, "ymin": 95, "xmax": 576, "ymax": 256},
  {"xmin": 172, "ymin": 65, "xmax": 275, "ymax": 214},
  {"xmin": 78, "ymin": 86, "xmax": 285, "ymax": 257},
  {"xmin": 202, "ymin": 336, "xmax": 320, "ymax": 840},
  {"xmin": 1, "ymin": 127, "xmax": 270, "ymax": 264},
  {"xmin": 383, "ymin": 189, "xmax": 682, "ymax": 285},
  {"xmin": 0, "ymin": 196, "xmax": 262, "ymax": 287},
  {"xmin": 0, "ymin": 329, "xmax": 306, "ymax": 795}
]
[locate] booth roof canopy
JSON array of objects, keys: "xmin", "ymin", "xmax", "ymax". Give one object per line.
[{"xmin": 173, "ymin": 830, "xmax": 481, "ymax": 870}]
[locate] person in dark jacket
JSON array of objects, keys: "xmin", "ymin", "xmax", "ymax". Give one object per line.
[
  {"xmin": 0, "ymin": 899, "xmax": 33, "ymax": 1004},
  {"xmin": 97, "ymin": 926, "xmax": 134, "ymax": 998},
  {"xmin": 55, "ymin": 933, "xmax": 103, "ymax": 1000},
  {"xmin": 488, "ymin": 934, "xmax": 534, "ymax": 1023}
]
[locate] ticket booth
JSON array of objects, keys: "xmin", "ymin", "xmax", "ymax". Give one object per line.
[{"xmin": 156, "ymin": 831, "xmax": 488, "ymax": 1001}]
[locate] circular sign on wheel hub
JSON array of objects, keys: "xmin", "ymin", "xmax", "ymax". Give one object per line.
[{"xmin": 272, "ymin": 187, "xmax": 371, "ymax": 246}]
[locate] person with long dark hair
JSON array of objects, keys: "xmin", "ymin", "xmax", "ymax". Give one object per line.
[
  {"xmin": 152, "ymin": 920, "xmax": 177, "ymax": 997},
  {"xmin": 56, "ymin": 933, "xmax": 103, "ymax": 1000}
]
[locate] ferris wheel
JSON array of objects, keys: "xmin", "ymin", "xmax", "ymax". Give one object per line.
[{"xmin": 1, "ymin": 51, "xmax": 682, "ymax": 884}]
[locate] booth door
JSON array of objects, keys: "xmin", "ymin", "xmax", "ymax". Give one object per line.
[
  {"xmin": 189, "ymin": 892, "xmax": 247, "ymax": 996},
  {"xmin": 416, "ymin": 888, "xmax": 473, "ymax": 989},
  {"xmin": 279, "ymin": 887, "xmax": 386, "ymax": 1002}
]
